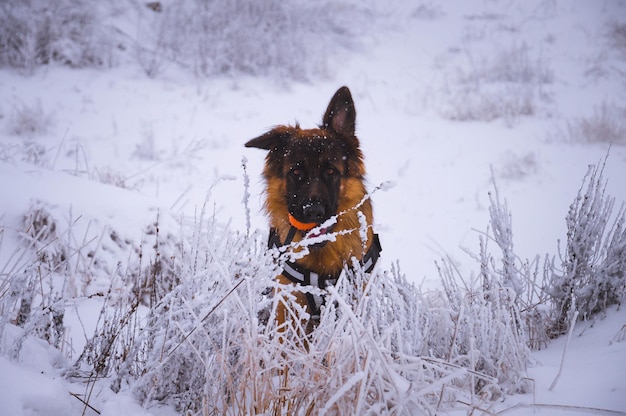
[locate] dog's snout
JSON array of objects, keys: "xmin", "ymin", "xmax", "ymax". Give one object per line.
[{"xmin": 302, "ymin": 201, "xmax": 326, "ymax": 223}]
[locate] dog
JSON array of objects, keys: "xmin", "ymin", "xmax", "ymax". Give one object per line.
[{"xmin": 245, "ymin": 86, "xmax": 381, "ymax": 337}]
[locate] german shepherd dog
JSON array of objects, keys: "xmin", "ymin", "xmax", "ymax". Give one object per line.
[{"xmin": 245, "ymin": 86, "xmax": 381, "ymax": 336}]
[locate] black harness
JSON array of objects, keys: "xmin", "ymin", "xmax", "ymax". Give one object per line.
[{"xmin": 268, "ymin": 226, "xmax": 382, "ymax": 321}]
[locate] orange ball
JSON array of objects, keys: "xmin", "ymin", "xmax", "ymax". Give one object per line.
[{"xmin": 288, "ymin": 214, "xmax": 318, "ymax": 231}]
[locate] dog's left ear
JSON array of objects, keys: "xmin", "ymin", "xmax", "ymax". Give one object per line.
[{"xmin": 322, "ymin": 86, "xmax": 356, "ymax": 138}]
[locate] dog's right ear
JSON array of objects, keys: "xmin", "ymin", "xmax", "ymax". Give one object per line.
[{"xmin": 245, "ymin": 126, "xmax": 291, "ymax": 151}]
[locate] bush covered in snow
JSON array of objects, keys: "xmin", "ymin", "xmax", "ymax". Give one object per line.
[
  {"xmin": 0, "ymin": 0, "xmax": 111, "ymax": 71},
  {"xmin": 548, "ymin": 159, "xmax": 626, "ymax": 335},
  {"xmin": 441, "ymin": 42, "xmax": 553, "ymax": 126},
  {"xmin": 0, "ymin": 0, "xmax": 370, "ymax": 81},
  {"xmin": 134, "ymin": 0, "xmax": 370, "ymax": 80},
  {"xmin": 560, "ymin": 102, "xmax": 626, "ymax": 146}
]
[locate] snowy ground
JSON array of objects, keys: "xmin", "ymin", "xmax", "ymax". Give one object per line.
[{"xmin": 1, "ymin": 0, "xmax": 626, "ymax": 414}]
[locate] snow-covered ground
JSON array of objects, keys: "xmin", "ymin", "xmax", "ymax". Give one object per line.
[{"xmin": 1, "ymin": 0, "xmax": 625, "ymax": 414}]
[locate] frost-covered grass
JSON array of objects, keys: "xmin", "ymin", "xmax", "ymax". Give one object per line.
[{"xmin": 1, "ymin": 161, "xmax": 623, "ymax": 414}]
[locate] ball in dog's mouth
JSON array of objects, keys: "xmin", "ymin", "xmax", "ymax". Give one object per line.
[
  {"xmin": 288, "ymin": 213, "xmax": 317, "ymax": 231},
  {"xmin": 288, "ymin": 214, "xmax": 336, "ymax": 246}
]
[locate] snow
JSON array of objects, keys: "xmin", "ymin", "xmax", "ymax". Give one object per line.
[
  {"xmin": 504, "ymin": 306, "xmax": 626, "ymax": 414},
  {"xmin": 0, "ymin": 326, "xmax": 76, "ymax": 415},
  {"xmin": 1, "ymin": 0, "xmax": 626, "ymax": 414}
]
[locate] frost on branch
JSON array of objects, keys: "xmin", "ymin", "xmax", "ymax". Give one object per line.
[
  {"xmin": 549, "ymin": 160, "xmax": 626, "ymax": 335},
  {"xmin": 487, "ymin": 177, "xmax": 524, "ymax": 297}
]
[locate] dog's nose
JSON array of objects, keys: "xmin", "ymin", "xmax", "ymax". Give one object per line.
[{"xmin": 302, "ymin": 202, "xmax": 326, "ymax": 223}]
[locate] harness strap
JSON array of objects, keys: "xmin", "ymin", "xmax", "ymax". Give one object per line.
[{"xmin": 268, "ymin": 226, "xmax": 382, "ymax": 319}]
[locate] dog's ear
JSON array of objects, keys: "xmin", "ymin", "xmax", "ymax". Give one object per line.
[
  {"xmin": 245, "ymin": 126, "xmax": 291, "ymax": 151},
  {"xmin": 322, "ymin": 86, "xmax": 356, "ymax": 138}
]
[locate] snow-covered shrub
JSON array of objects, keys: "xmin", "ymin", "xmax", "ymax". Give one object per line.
[
  {"xmin": 0, "ymin": 203, "xmax": 68, "ymax": 358},
  {"xmin": 435, "ymin": 184, "xmax": 531, "ymax": 396},
  {"xmin": 438, "ymin": 177, "xmax": 552, "ymax": 355},
  {"xmin": 0, "ymin": 0, "xmax": 111, "ymax": 70},
  {"xmin": 92, "ymin": 167, "xmax": 134, "ymax": 189},
  {"xmin": 0, "ymin": 0, "xmax": 373, "ymax": 80},
  {"xmin": 444, "ymin": 84, "xmax": 535, "ymax": 126},
  {"xmin": 134, "ymin": 0, "xmax": 369, "ymax": 80},
  {"xmin": 452, "ymin": 165, "xmax": 625, "ymax": 348},
  {"xmin": 497, "ymin": 151, "xmax": 538, "ymax": 181},
  {"xmin": 0, "ymin": 201, "xmax": 183, "ymax": 363},
  {"xmin": 71, "ymin": 289, "xmax": 142, "ymax": 384},
  {"xmin": 132, "ymin": 124, "xmax": 161, "ymax": 161},
  {"xmin": 122, "ymin": 231, "xmax": 274, "ymax": 412},
  {"xmin": 438, "ymin": 263, "xmax": 529, "ymax": 397},
  {"xmin": 452, "ymin": 43, "xmax": 552, "ymax": 86},
  {"xmin": 443, "ymin": 43, "xmax": 552, "ymax": 126},
  {"xmin": 549, "ymin": 160, "xmax": 626, "ymax": 334},
  {"xmin": 563, "ymin": 102, "xmax": 626, "ymax": 145},
  {"xmin": 6, "ymin": 100, "xmax": 53, "ymax": 138},
  {"xmin": 411, "ymin": 3, "xmax": 444, "ymax": 20},
  {"xmin": 486, "ymin": 184, "xmax": 524, "ymax": 296},
  {"xmin": 122, "ymin": 218, "xmax": 183, "ymax": 306}
]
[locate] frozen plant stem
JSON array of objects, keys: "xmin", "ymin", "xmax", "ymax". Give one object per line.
[
  {"xmin": 241, "ymin": 156, "xmax": 251, "ymax": 238},
  {"xmin": 549, "ymin": 305, "xmax": 579, "ymax": 391}
]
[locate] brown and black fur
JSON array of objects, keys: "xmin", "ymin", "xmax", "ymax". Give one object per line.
[{"xmin": 245, "ymin": 86, "xmax": 375, "ymax": 333}]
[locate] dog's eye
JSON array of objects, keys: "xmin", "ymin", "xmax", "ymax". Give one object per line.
[
  {"xmin": 326, "ymin": 167, "xmax": 338, "ymax": 176},
  {"xmin": 291, "ymin": 167, "xmax": 303, "ymax": 178}
]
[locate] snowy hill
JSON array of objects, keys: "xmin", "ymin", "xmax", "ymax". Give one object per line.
[{"xmin": 1, "ymin": 0, "xmax": 625, "ymax": 414}]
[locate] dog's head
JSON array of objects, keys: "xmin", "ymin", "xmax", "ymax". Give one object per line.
[{"xmin": 245, "ymin": 86, "xmax": 365, "ymax": 229}]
